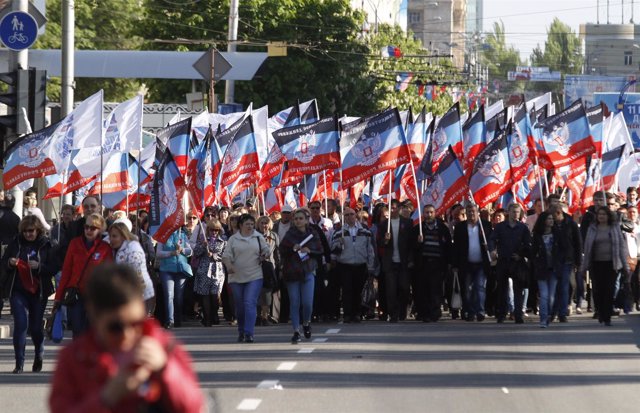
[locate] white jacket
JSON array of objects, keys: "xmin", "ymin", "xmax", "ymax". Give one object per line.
[{"xmin": 115, "ymin": 240, "xmax": 155, "ymax": 300}]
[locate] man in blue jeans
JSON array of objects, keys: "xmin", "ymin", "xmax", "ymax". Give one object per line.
[{"xmin": 453, "ymin": 203, "xmax": 492, "ymax": 322}]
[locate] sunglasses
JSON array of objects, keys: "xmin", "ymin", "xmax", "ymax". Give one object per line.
[
  {"xmin": 205, "ymin": 213, "xmax": 215, "ymax": 217},
  {"xmin": 106, "ymin": 318, "xmax": 145, "ymax": 335},
  {"xmin": 23, "ymin": 228, "xmax": 36, "ymax": 233},
  {"xmin": 309, "ymin": 206, "xmax": 320, "ymax": 210},
  {"xmin": 84, "ymin": 225, "xmax": 100, "ymax": 231},
  {"xmin": 188, "ymin": 216, "xmax": 198, "ymax": 220}
]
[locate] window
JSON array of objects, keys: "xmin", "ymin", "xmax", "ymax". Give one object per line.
[
  {"xmin": 409, "ymin": 12, "xmax": 421, "ymax": 23},
  {"xmin": 625, "ymin": 51, "xmax": 633, "ymax": 66}
]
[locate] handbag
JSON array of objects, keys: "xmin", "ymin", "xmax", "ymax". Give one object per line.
[
  {"xmin": 361, "ymin": 276, "xmax": 377, "ymax": 309},
  {"xmin": 45, "ymin": 309, "xmax": 64, "ymax": 343},
  {"xmin": 257, "ymin": 237, "xmax": 278, "ymax": 291},
  {"xmin": 451, "ymin": 270, "xmax": 462, "ymax": 309},
  {"xmin": 61, "ymin": 242, "xmax": 98, "ymax": 306}
]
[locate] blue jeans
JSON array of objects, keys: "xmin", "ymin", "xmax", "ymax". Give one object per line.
[
  {"xmin": 10, "ymin": 290, "xmax": 47, "ymax": 366},
  {"xmin": 553, "ymin": 264, "xmax": 573, "ymax": 317},
  {"xmin": 67, "ymin": 297, "xmax": 89, "ymax": 338},
  {"xmin": 161, "ymin": 272, "xmax": 187, "ymax": 325},
  {"xmin": 538, "ymin": 275, "xmax": 558, "ymax": 324},
  {"xmin": 287, "ymin": 272, "xmax": 315, "ymax": 332},
  {"xmin": 230, "ymin": 278, "xmax": 263, "ymax": 337},
  {"xmin": 464, "ymin": 264, "xmax": 486, "ymax": 317}
]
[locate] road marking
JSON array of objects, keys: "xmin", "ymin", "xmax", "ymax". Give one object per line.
[
  {"xmin": 298, "ymin": 347, "xmax": 315, "ymax": 354},
  {"xmin": 277, "ymin": 362, "xmax": 297, "ymax": 371},
  {"xmin": 237, "ymin": 399, "xmax": 262, "ymax": 410},
  {"xmin": 312, "ymin": 338, "xmax": 328, "ymax": 343},
  {"xmin": 257, "ymin": 380, "xmax": 283, "ymax": 390},
  {"xmin": 501, "ymin": 387, "xmax": 510, "ymax": 394},
  {"xmin": 325, "ymin": 328, "xmax": 341, "ymax": 334}
]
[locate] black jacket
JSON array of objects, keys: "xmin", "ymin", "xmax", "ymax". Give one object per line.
[
  {"xmin": 377, "ymin": 217, "xmax": 415, "ymax": 270},
  {"xmin": 0, "ymin": 207, "xmax": 20, "ymax": 246},
  {"xmin": 552, "ymin": 218, "xmax": 583, "ymax": 267},
  {"xmin": 412, "ymin": 218, "xmax": 453, "ymax": 265},
  {"xmin": 453, "ymin": 219, "xmax": 492, "ymax": 275},
  {"xmin": 0, "ymin": 235, "xmax": 57, "ymax": 299}
]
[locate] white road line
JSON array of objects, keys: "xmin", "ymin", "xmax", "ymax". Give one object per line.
[
  {"xmin": 237, "ymin": 398, "xmax": 262, "ymax": 410},
  {"xmin": 277, "ymin": 362, "xmax": 297, "ymax": 371},
  {"xmin": 298, "ymin": 347, "xmax": 315, "ymax": 354},
  {"xmin": 501, "ymin": 387, "xmax": 510, "ymax": 394},
  {"xmin": 325, "ymin": 328, "xmax": 341, "ymax": 334},
  {"xmin": 257, "ymin": 380, "xmax": 283, "ymax": 390},
  {"xmin": 312, "ymin": 338, "xmax": 328, "ymax": 343}
]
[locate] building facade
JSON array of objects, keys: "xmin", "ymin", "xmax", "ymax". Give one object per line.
[
  {"xmin": 581, "ymin": 23, "xmax": 640, "ymax": 78},
  {"xmin": 407, "ymin": 0, "xmax": 468, "ymax": 68},
  {"xmin": 351, "ymin": 0, "xmax": 405, "ymax": 32}
]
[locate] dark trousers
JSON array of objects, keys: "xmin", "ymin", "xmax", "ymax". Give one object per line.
[
  {"xmin": 384, "ymin": 262, "xmax": 410, "ymax": 320},
  {"xmin": 272, "ymin": 281, "xmax": 290, "ymax": 323},
  {"xmin": 68, "ymin": 297, "xmax": 89, "ymax": 339},
  {"xmin": 496, "ymin": 261, "xmax": 525, "ymax": 321},
  {"xmin": 338, "ymin": 263, "xmax": 368, "ymax": 319},
  {"xmin": 200, "ymin": 293, "xmax": 220, "ymax": 326},
  {"xmin": 416, "ymin": 257, "xmax": 446, "ymax": 321},
  {"xmin": 313, "ymin": 263, "xmax": 338, "ymax": 320},
  {"xmin": 591, "ymin": 261, "xmax": 618, "ymax": 323},
  {"xmin": 631, "ymin": 264, "xmax": 640, "ymax": 305},
  {"xmin": 10, "ymin": 290, "xmax": 46, "ymax": 366}
]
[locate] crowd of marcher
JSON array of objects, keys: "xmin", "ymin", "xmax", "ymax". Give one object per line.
[{"xmin": 1, "ymin": 186, "xmax": 639, "ymax": 379}]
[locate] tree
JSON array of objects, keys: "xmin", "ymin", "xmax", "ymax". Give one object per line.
[
  {"xmin": 34, "ymin": 0, "xmax": 144, "ymax": 102},
  {"xmin": 480, "ymin": 21, "xmax": 524, "ymax": 98},
  {"xmin": 366, "ymin": 24, "xmax": 468, "ymax": 115},
  {"xmin": 529, "ymin": 18, "xmax": 583, "ymax": 100}
]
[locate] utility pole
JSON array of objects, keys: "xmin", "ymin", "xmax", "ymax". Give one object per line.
[
  {"xmin": 224, "ymin": 0, "xmax": 239, "ymax": 104},
  {"xmin": 61, "ymin": 0, "xmax": 74, "ymax": 206},
  {"xmin": 8, "ymin": 0, "xmax": 29, "ymax": 216}
]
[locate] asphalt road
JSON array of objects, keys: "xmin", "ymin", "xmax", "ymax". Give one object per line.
[{"xmin": 1, "ymin": 312, "xmax": 639, "ymax": 413}]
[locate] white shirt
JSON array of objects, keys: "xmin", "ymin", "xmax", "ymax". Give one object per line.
[
  {"xmin": 390, "ymin": 218, "xmax": 401, "ymax": 263},
  {"xmin": 277, "ymin": 221, "xmax": 291, "ymax": 242},
  {"xmin": 467, "ymin": 222, "xmax": 482, "ymax": 263}
]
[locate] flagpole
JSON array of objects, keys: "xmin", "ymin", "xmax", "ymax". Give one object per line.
[
  {"xmin": 137, "ymin": 142, "xmax": 142, "ymax": 219},
  {"xmin": 468, "ymin": 189, "xmax": 492, "ymax": 263},
  {"xmin": 339, "ymin": 168, "xmax": 346, "ymax": 230},
  {"xmin": 185, "ymin": 188, "xmax": 209, "ymax": 254},
  {"xmin": 125, "ymin": 154, "xmax": 130, "ymax": 215},
  {"xmin": 534, "ymin": 156, "xmax": 545, "ymax": 210},
  {"xmin": 407, "ymin": 161, "xmax": 423, "ymax": 237},
  {"xmin": 323, "ymin": 170, "xmax": 329, "ymax": 217},
  {"xmin": 303, "ymin": 176, "xmax": 308, "ymax": 207},
  {"xmin": 58, "ymin": 171, "xmax": 66, "ymax": 243},
  {"xmin": 387, "ymin": 168, "xmax": 393, "ymax": 235},
  {"xmin": 261, "ymin": 191, "xmax": 266, "ymax": 217}
]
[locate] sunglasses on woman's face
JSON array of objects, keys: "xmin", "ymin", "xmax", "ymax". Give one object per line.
[
  {"xmin": 188, "ymin": 216, "xmax": 198, "ymax": 220},
  {"xmin": 84, "ymin": 225, "xmax": 100, "ymax": 232},
  {"xmin": 106, "ymin": 318, "xmax": 145, "ymax": 335}
]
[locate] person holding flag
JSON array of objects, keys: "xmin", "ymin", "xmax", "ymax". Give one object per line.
[{"xmin": 489, "ymin": 203, "xmax": 531, "ymax": 324}]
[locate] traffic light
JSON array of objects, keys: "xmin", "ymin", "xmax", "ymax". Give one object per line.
[
  {"xmin": 0, "ymin": 69, "xmax": 30, "ymax": 135},
  {"xmin": 28, "ymin": 69, "xmax": 47, "ymax": 132}
]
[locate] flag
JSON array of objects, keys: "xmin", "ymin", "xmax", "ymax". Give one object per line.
[
  {"xmin": 422, "ymin": 103, "xmax": 463, "ymax": 176},
  {"xmin": 340, "ymin": 108, "xmax": 411, "ymax": 188},
  {"xmin": 186, "ymin": 128, "xmax": 214, "ymax": 215},
  {"xmin": 508, "ymin": 105, "xmax": 532, "ymax": 183},
  {"xmin": 264, "ymin": 187, "xmax": 284, "ymax": 214},
  {"xmin": 273, "ymin": 115, "xmax": 340, "ymax": 176},
  {"xmin": 299, "ymin": 99, "xmax": 319, "ymax": 125},
  {"xmin": 148, "ymin": 151, "xmax": 186, "ymax": 243},
  {"xmin": 91, "ymin": 153, "xmax": 140, "ymax": 194},
  {"xmin": 418, "ymin": 147, "xmax": 468, "ymax": 217},
  {"xmin": 469, "ymin": 129, "xmax": 513, "ymax": 207},
  {"xmin": 604, "ymin": 112, "xmax": 634, "ymax": 159},
  {"xmin": 3, "ymin": 123, "xmax": 57, "ymax": 190},
  {"xmin": 44, "ymin": 90, "xmax": 104, "ymax": 174},
  {"xmin": 601, "ymin": 144, "xmax": 626, "ymax": 191},
  {"xmin": 462, "ymin": 105, "xmax": 486, "ymax": 178},
  {"xmin": 381, "ymin": 45, "xmax": 402, "ymax": 58},
  {"xmin": 586, "ymin": 103, "xmax": 605, "ymax": 157},
  {"xmin": 251, "ymin": 105, "xmax": 271, "ymax": 167},
  {"xmin": 159, "ymin": 118, "xmax": 192, "ymax": 175},
  {"xmin": 257, "ymin": 144, "xmax": 286, "ymax": 194},
  {"xmin": 191, "ymin": 109, "xmax": 210, "ymax": 142},
  {"xmin": 74, "ymin": 94, "xmax": 143, "ymax": 179},
  {"xmin": 537, "ymin": 100, "xmax": 595, "ymax": 169},
  {"xmin": 618, "ymin": 153, "xmax": 640, "ymax": 193},
  {"xmin": 43, "ymin": 150, "xmax": 95, "ymax": 199},
  {"xmin": 218, "ymin": 115, "xmax": 260, "ymax": 198},
  {"xmin": 407, "ymin": 107, "xmax": 430, "ymax": 165},
  {"xmin": 395, "ymin": 72, "xmax": 413, "ymax": 92}
]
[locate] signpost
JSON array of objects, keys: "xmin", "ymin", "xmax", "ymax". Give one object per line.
[{"xmin": 0, "ymin": 11, "xmax": 38, "ymax": 51}]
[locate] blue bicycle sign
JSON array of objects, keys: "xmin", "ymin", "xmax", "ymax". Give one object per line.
[{"xmin": 0, "ymin": 11, "xmax": 38, "ymax": 51}]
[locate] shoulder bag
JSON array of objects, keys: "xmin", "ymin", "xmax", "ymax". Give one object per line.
[{"xmin": 257, "ymin": 236, "xmax": 278, "ymax": 292}]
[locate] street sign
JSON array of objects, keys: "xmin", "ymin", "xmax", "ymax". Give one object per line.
[
  {"xmin": 0, "ymin": 3, "xmax": 47, "ymax": 29},
  {"xmin": 192, "ymin": 49, "xmax": 232, "ymax": 82},
  {"xmin": 0, "ymin": 11, "xmax": 38, "ymax": 51}
]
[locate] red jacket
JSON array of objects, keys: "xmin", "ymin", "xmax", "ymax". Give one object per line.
[
  {"xmin": 55, "ymin": 236, "xmax": 113, "ymax": 301},
  {"xmin": 49, "ymin": 319, "xmax": 204, "ymax": 413}
]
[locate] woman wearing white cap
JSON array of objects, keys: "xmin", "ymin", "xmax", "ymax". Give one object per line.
[{"xmin": 108, "ymin": 219, "xmax": 156, "ymax": 315}]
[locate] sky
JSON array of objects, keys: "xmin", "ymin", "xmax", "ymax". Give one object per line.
[{"xmin": 483, "ymin": 0, "xmax": 637, "ymax": 62}]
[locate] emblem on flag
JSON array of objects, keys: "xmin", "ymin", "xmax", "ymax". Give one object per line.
[
  {"xmin": 297, "ymin": 130, "xmax": 317, "ymax": 164},
  {"xmin": 547, "ymin": 122, "xmax": 571, "ymax": 156},
  {"xmin": 354, "ymin": 132, "xmax": 382, "ymax": 167}
]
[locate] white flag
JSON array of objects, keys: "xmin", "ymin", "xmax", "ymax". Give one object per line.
[
  {"xmin": 44, "ymin": 90, "xmax": 103, "ymax": 173},
  {"xmin": 73, "ymin": 94, "xmax": 143, "ymax": 178},
  {"xmin": 191, "ymin": 109, "xmax": 210, "ymax": 142},
  {"xmin": 251, "ymin": 105, "xmax": 270, "ymax": 167}
]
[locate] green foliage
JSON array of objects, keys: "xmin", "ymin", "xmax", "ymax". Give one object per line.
[
  {"xmin": 530, "ymin": 18, "xmax": 583, "ymax": 75},
  {"xmin": 480, "ymin": 21, "xmax": 525, "ymax": 97},
  {"xmin": 34, "ymin": 0, "xmax": 144, "ymax": 102},
  {"xmin": 366, "ymin": 24, "xmax": 467, "ymax": 116}
]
